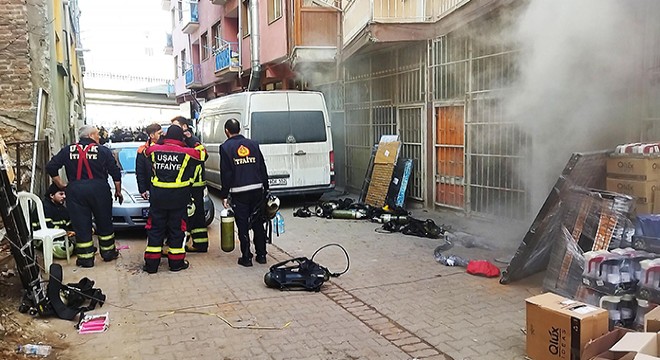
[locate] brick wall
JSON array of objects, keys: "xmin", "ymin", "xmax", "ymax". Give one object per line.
[{"xmin": 0, "ymin": 0, "xmax": 35, "ymax": 143}]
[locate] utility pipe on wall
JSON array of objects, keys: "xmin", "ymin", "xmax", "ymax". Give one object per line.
[{"xmin": 247, "ymin": 0, "xmax": 261, "ymax": 91}]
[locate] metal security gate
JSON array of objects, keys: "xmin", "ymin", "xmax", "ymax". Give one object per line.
[
  {"xmin": 430, "ymin": 25, "xmax": 527, "ymax": 219},
  {"xmin": 398, "ymin": 106, "xmax": 424, "ymax": 200},
  {"xmin": 343, "ymin": 44, "xmax": 426, "ymax": 201}
]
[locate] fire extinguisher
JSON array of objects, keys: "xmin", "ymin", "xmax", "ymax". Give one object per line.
[{"xmin": 220, "ymin": 208, "xmax": 235, "ymax": 252}]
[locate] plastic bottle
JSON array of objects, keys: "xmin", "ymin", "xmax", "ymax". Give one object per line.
[
  {"xmin": 276, "ymin": 211, "xmax": 285, "ymax": 235},
  {"xmin": 17, "ymin": 344, "xmax": 51, "ymax": 356}
]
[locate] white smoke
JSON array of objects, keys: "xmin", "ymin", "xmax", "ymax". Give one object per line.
[{"xmin": 508, "ymin": 0, "xmax": 646, "ymax": 212}]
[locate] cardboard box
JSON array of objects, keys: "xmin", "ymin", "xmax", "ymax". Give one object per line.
[
  {"xmin": 582, "ymin": 328, "xmax": 634, "ymax": 360},
  {"xmin": 605, "ymin": 332, "xmax": 660, "ymax": 359},
  {"xmin": 607, "ymin": 156, "xmax": 660, "ymax": 181},
  {"xmin": 527, "ymin": 293, "xmax": 609, "ymax": 360},
  {"xmin": 374, "ymin": 141, "xmax": 400, "ymax": 164},
  {"xmin": 606, "ymin": 178, "xmax": 660, "ymax": 203},
  {"xmin": 647, "ymin": 307, "xmax": 660, "ymax": 333}
]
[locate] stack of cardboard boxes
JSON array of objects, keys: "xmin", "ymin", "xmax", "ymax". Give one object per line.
[
  {"xmin": 526, "ymin": 293, "xmax": 660, "ymax": 359},
  {"xmin": 606, "ymin": 155, "xmax": 660, "ymax": 214}
]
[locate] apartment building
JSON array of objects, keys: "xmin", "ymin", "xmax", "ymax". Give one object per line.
[
  {"xmin": 337, "ymin": 0, "xmax": 660, "ymax": 221},
  {"xmin": 165, "ymin": 0, "xmax": 660, "ymax": 221},
  {"xmin": 165, "ymin": 0, "xmax": 340, "ymax": 116}
]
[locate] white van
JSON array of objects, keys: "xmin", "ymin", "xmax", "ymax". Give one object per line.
[{"xmin": 199, "ymin": 91, "xmax": 335, "ymax": 197}]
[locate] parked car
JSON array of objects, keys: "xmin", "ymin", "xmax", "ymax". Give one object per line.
[{"xmin": 106, "ymin": 142, "xmax": 215, "ymax": 230}]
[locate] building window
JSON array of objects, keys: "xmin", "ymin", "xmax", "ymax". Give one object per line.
[
  {"xmin": 268, "ymin": 0, "xmax": 282, "ymax": 23},
  {"xmin": 177, "ymin": 0, "xmax": 183, "ymax": 22},
  {"xmin": 241, "ymin": 0, "xmax": 250, "ymax": 37},
  {"xmin": 181, "ymin": 49, "xmax": 187, "ymax": 72},
  {"xmin": 201, "ymin": 32, "xmax": 209, "ymax": 60},
  {"xmin": 174, "ymin": 55, "xmax": 179, "ymax": 77},
  {"xmin": 212, "ymin": 21, "xmax": 222, "ymax": 52}
]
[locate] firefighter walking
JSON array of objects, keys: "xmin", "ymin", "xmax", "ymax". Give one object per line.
[
  {"xmin": 171, "ymin": 116, "xmax": 208, "ymax": 252},
  {"xmin": 46, "ymin": 125, "xmax": 122, "ymax": 268},
  {"xmin": 143, "ymin": 125, "xmax": 206, "ymax": 273}
]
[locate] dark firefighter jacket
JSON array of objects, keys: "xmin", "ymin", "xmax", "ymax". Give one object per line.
[
  {"xmin": 145, "ymin": 139, "xmax": 207, "ymax": 209},
  {"xmin": 32, "ymin": 197, "xmax": 72, "ymax": 231},
  {"xmin": 136, "ymin": 141, "xmax": 154, "ymax": 194},
  {"xmin": 46, "ymin": 138, "xmax": 121, "ymax": 183},
  {"xmin": 185, "ymin": 135, "xmax": 206, "ymax": 188},
  {"xmin": 219, "ymin": 135, "xmax": 269, "ymax": 199}
]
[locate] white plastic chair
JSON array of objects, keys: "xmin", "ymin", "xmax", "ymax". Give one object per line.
[{"xmin": 17, "ymin": 192, "xmax": 69, "ymax": 273}]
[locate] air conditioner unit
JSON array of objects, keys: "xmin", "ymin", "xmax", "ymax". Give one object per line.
[{"xmin": 210, "ymin": 0, "xmax": 226, "ymax": 5}]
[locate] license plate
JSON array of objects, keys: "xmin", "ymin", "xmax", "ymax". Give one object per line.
[
  {"xmin": 268, "ymin": 178, "xmax": 287, "ymax": 186},
  {"xmin": 142, "ymin": 208, "xmax": 150, "ymax": 218}
]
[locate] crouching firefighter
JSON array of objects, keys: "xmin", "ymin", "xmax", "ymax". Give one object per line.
[
  {"xmin": 143, "ymin": 125, "xmax": 206, "ymax": 273},
  {"xmin": 46, "ymin": 125, "xmax": 123, "ymax": 268}
]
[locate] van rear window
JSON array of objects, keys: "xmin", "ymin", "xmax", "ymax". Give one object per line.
[{"xmin": 251, "ymin": 111, "xmax": 327, "ymax": 144}]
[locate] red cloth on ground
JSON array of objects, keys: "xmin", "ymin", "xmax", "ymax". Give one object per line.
[{"xmin": 466, "ymin": 260, "xmax": 500, "ymax": 278}]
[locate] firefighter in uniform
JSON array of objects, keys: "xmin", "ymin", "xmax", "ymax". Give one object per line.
[
  {"xmin": 143, "ymin": 125, "xmax": 206, "ymax": 273},
  {"xmin": 32, "ymin": 183, "xmax": 73, "ymax": 232},
  {"xmin": 136, "ymin": 123, "xmax": 163, "ymax": 200},
  {"xmin": 171, "ymin": 116, "xmax": 208, "ymax": 252},
  {"xmin": 46, "ymin": 125, "xmax": 122, "ymax": 268},
  {"xmin": 219, "ymin": 118, "xmax": 269, "ymax": 267}
]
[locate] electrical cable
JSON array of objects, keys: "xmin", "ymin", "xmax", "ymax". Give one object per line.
[{"xmin": 309, "ymin": 243, "xmax": 350, "ymax": 277}]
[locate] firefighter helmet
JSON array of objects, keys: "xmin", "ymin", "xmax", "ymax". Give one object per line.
[
  {"xmin": 52, "ymin": 239, "xmax": 74, "ymax": 259},
  {"xmin": 265, "ymin": 193, "xmax": 280, "ymax": 219},
  {"xmin": 187, "ymin": 200, "xmax": 196, "ymax": 218}
]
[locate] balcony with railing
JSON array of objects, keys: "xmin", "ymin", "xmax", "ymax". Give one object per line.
[
  {"xmin": 182, "ymin": 1, "xmax": 200, "ymax": 34},
  {"xmin": 185, "ymin": 64, "xmax": 203, "ymax": 88},
  {"xmin": 291, "ymin": 5, "xmax": 338, "ymax": 67},
  {"xmin": 164, "ymin": 33, "xmax": 173, "ymax": 55},
  {"xmin": 214, "ymin": 41, "xmax": 240, "ymax": 75},
  {"xmin": 343, "ymin": 0, "xmax": 471, "ymax": 44}
]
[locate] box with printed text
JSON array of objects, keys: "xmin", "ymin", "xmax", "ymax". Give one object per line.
[{"xmin": 526, "ymin": 292, "xmax": 609, "ymax": 360}]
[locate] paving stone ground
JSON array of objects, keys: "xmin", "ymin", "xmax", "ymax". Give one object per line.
[{"xmin": 41, "ymin": 192, "xmax": 543, "ymax": 359}]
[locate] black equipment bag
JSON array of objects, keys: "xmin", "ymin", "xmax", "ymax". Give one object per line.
[{"xmin": 264, "ymin": 257, "xmax": 331, "ymax": 292}]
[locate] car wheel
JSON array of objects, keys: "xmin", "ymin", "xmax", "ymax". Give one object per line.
[{"xmin": 204, "ymin": 199, "xmax": 215, "ymax": 227}]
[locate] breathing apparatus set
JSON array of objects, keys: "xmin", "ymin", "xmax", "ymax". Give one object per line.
[
  {"xmin": 294, "ymin": 198, "xmax": 449, "ymax": 240},
  {"xmin": 0, "ymin": 158, "xmax": 105, "ymax": 322},
  {"xmin": 220, "ymin": 191, "xmax": 281, "ymax": 253},
  {"xmin": 264, "ymin": 244, "xmax": 350, "ymax": 292}
]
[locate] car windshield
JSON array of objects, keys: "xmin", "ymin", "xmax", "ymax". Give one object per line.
[{"xmin": 114, "ymin": 148, "xmax": 138, "ymax": 172}]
